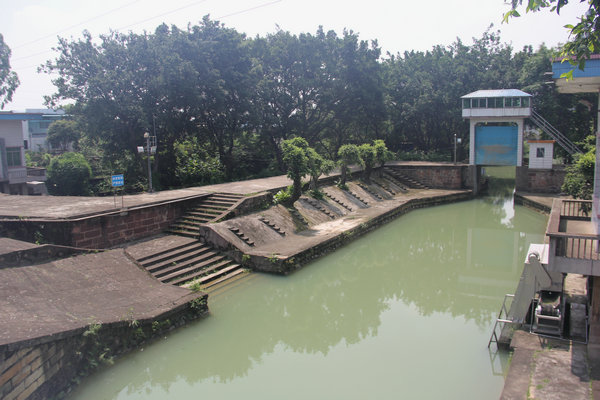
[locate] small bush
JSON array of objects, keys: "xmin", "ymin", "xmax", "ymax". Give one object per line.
[
  {"xmin": 273, "ymin": 186, "xmax": 293, "ymax": 204},
  {"xmin": 46, "ymin": 152, "xmax": 92, "ymax": 196}
]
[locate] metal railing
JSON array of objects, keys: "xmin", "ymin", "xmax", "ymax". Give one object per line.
[{"xmin": 530, "ymin": 110, "xmax": 582, "ymax": 155}]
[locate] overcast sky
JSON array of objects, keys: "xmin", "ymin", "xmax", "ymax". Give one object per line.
[{"xmin": 0, "ymin": 0, "xmax": 590, "ymax": 111}]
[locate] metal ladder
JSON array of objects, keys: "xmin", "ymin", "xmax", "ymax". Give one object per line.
[
  {"xmin": 529, "ymin": 110, "xmax": 582, "ymax": 155},
  {"xmin": 488, "ymin": 294, "xmax": 516, "ymax": 348}
]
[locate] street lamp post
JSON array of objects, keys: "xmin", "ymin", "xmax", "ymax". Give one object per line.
[
  {"xmin": 138, "ymin": 132, "xmax": 156, "ymax": 193},
  {"xmin": 144, "ymin": 132, "xmax": 152, "ymax": 193}
]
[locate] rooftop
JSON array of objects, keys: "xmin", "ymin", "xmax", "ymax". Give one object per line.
[{"xmin": 461, "ymin": 89, "xmax": 532, "ymax": 99}]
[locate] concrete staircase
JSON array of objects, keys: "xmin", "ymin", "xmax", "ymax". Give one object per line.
[
  {"xmin": 167, "ymin": 193, "xmax": 244, "ymax": 237},
  {"xmin": 135, "ymin": 238, "xmax": 243, "ymax": 288},
  {"xmin": 384, "ymin": 168, "xmax": 429, "ymax": 189}
]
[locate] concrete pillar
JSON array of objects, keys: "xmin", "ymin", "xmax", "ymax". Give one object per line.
[
  {"xmin": 516, "ymin": 119, "xmax": 524, "ymax": 167},
  {"xmin": 469, "ymin": 120, "xmax": 476, "ymax": 165},
  {"xmin": 469, "ymin": 165, "xmax": 481, "ymax": 195},
  {"xmin": 593, "ymin": 90, "xmax": 600, "ymax": 235},
  {"xmin": 590, "ymin": 276, "xmax": 600, "ymax": 344}
]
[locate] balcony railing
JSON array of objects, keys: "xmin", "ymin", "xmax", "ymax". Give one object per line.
[{"xmin": 547, "ymin": 199, "xmax": 600, "ymax": 264}]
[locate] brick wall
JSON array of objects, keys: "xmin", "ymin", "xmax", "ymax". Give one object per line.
[
  {"xmin": 70, "ymin": 204, "xmax": 181, "ymax": 249},
  {"xmin": 0, "ymin": 339, "xmax": 74, "ymax": 400},
  {"xmin": 0, "ymin": 195, "xmax": 209, "ymax": 249},
  {"xmin": 515, "ymin": 166, "xmax": 566, "ymax": 193}
]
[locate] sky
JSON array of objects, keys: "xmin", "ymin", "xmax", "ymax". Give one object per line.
[{"xmin": 0, "ymin": 0, "xmax": 591, "ymax": 111}]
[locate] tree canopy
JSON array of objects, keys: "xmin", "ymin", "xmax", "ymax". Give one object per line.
[
  {"xmin": 38, "ymin": 17, "xmax": 598, "ymax": 193},
  {"xmin": 504, "ymin": 0, "xmax": 600, "ymax": 75},
  {"xmin": 0, "ymin": 34, "xmax": 19, "ymax": 109}
]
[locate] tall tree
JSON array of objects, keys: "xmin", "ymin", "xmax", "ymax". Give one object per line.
[
  {"xmin": 0, "ymin": 33, "xmax": 19, "ymax": 109},
  {"xmin": 504, "ymin": 0, "xmax": 600, "ymax": 75}
]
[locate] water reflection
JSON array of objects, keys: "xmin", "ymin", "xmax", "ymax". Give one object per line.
[{"xmin": 70, "ymin": 168, "xmax": 546, "ymax": 400}]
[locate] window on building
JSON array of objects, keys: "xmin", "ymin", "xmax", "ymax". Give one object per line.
[
  {"xmin": 536, "ymin": 148, "xmax": 545, "ymax": 158},
  {"xmin": 462, "ymin": 99, "xmax": 471, "ymax": 109},
  {"xmin": 522, "ymin": 97, "xmax": 530, "ymax": 107},
  {"xmin": 6, "ymin": 147, "xmax": 22, "ymax": 167}
]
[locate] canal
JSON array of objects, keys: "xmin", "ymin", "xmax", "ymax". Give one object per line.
[{"xmin": 69, "ymin": 168, "xmax": 548, "ymax": 399}]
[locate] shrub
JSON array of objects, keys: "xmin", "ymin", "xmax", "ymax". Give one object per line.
[{"xmin": 46, "ymin": 152, "xmax": 92, "ymax": 195}]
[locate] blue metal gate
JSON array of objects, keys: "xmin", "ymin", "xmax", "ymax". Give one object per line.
[{"xmin": 475, "ymin": 125, "xmax": 518, "ymax": 165}]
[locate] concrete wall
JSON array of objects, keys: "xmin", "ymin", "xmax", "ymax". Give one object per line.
[{"xmin": 515, "ymin": 166, "xmax": 566, "ymax": 194}]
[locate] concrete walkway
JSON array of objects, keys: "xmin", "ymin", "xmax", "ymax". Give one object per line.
[
  {"xmin": 0, "ymin": 174, "xmax": 295, "ymax": 219},
  {"xmin": 501, "ymin": 331, "xmax": 591, "ymax": 400},
  {"xmin": 0, "ymin": 161, "xmax": 452, "ymax": 219},
  {"xmin": 0, "ymin": 249, "xmax": 200, "ymax": 347}
]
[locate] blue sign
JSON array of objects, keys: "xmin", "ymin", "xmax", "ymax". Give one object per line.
[{"xmin": 111, "ymin": 174, "xmax": 124, "ymax": 187}]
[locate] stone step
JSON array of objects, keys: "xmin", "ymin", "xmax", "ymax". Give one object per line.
[
  {"xmin": 169, "ymin": 222, "xmax": 200, "ymax": 232},
  {"xmin": 135, "ymin": 240, "xmax": 200, "ymax": 263},
  {"xmin": 172, "ymin": 262, "xmax": 241, "ymax": 286},
  {"xmin": 145, "ymin": 245, "xmax": 212, "ymax": 272},
  {"xmin": 157, "ymin": 253, "xmax": 224, "ymax": 281},
  {"xmin": 151, "ymin": 250, "xmax": 219, "ymax": 278},
  {"xmin": 202, "ymin": 200, "xmax": 234, "ymax": 208},
  {"xmin": 181, "ymin": 215, "xmax": 211, "ymax": 224},
  {"xmin": 169, "ymin": 261, "xmax": 239, "ymax": 286},
  {"xmin": 201, "ymin": 268, "xmax": 246, "ymax": 289},
  {"xmin": 165, "ymin": 229, "xmax": 198, "ymax": 239},
  {"xmin": 209, "ymin": 196, "xmax": 241, "ymax": 204}
]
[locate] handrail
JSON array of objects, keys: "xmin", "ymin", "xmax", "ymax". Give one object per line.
[
  {"xmin": 488, "ymin": 294, "xmax": 516, "ymax": 348},
  {"xmin": 530, "ymin": 110, "xmax": 582, "ymax": 155}
]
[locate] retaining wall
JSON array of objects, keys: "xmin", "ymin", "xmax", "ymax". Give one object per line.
[
  {"xmin": 515, "ymin": 166, "xmax": 566, "ymax": 194},
  {"xmin": 0, "ymin": 295, "xmax": 208, "ymax": 400},
  {"xmin": 387, "ymin": 164, "xmax": 467, "ymax": 189},
  {"xmin": 0, "ymin": 195, "xmax": 210, "ymax": 249}
]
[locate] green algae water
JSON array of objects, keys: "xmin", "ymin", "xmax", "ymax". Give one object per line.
[{"xmin": 69, "ymin": 167, "xmax": 547, "ymax": 400}]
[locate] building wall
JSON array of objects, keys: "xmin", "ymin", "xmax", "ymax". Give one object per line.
[{"xmin": 528, "ymin": 142, "xmax": 554, "ymax": 169}]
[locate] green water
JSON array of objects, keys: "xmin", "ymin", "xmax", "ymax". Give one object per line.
[{"xmin": 69, "ymin": 169, "xmax": 547, "ymax": 400}]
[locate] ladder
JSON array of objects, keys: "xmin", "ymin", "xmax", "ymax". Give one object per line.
[
  {"xmin": 529, "ymin": 110, "xmax": 582, "ymax": 155},
  {"xmin": 488, "ymin": 294, "xmax": 517, "ymax": 348}
]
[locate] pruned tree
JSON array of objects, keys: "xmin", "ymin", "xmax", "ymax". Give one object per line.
[
  {"xmin": 337, "ymin": 144, "xmax": 361, "ymax": 189},
  {"xmin": 281, "ymin": 137, "xmax": 310, "ymax": 204}
]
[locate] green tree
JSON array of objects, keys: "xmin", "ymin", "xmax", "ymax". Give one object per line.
[
  {"xmin": 306, "ymin": 147, "xmax": 334, "ymax": 193},
  {"xmin": 373, "ymin": 139, "xmax": 391, "ymax": 176},
  {"xmin": 173, "ymin": 137, "xmax": 224, "ymax": 187},
  {"xmin": 281, "ymin": 137, "xmax": 311, "ymax": 204},
  {"xmin": 0, "ymin": 33, "xmax": 19, "ymax": 109},
  {"xmin": 504, "ymin": 0, "xmax": 600, "ymax": 76},
  {"xmin": 562, "ymin": 135, "xmax": 596, "ymax": 199},
  {"xmin": 358, "ymin": 143, "xmax": 376, "ymax": 183},
  {"xmin": 46, "ymin": 152, "xmax": 92, "ymax": 195},
  {"xmin": 337, "ymin": 144, "xmax": 361, "ymax": 188},
  {"xmin": 47, "ymin": 119, "xmax": 82, "ymax": 151}
]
